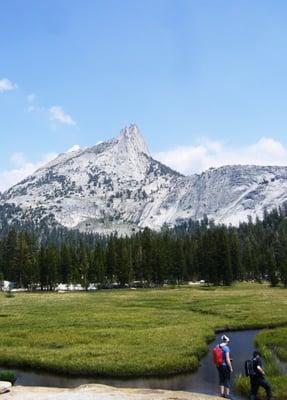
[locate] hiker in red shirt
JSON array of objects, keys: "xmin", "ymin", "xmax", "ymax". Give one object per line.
[{"xmin": 214, "ymin": 335, "xmax": 233, "ymax": 399}]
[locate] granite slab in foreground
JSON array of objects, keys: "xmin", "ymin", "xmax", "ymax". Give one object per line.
[
  {"xmin": 0, "ymin": 382, "xmax": 12, "ymax": 394},
  {"xmin": 0, "ymin": 384, "xmax": 223, "ymax": 400}
]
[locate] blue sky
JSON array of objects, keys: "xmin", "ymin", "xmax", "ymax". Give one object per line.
[{"xmin": 1, "ymin": 0, "xmax": 287, "ymax": 190}]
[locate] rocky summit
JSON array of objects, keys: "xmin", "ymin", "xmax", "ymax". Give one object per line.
[{"xmin": 1, "ymin": 124, "xmax": 287, "ymax": 234}]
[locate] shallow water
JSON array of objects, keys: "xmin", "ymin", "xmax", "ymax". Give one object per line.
[{"xmin": 0, "ymin": 329, "xmax": 260, "ymax": 398}]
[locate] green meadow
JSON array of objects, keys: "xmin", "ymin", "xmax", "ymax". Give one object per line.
[{"xmin": 0, "ymin": 283, "xmax": 286, "ymax": 396}]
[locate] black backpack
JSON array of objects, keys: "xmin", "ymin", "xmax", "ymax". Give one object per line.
[{"xmin": 245, "ymin": 359, "xmax": 256, "ymax": 377}]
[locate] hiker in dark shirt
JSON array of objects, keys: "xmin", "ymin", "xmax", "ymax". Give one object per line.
[{"xmin": 250, "ymin": 351, "xmax": 272, "ymax": 400}]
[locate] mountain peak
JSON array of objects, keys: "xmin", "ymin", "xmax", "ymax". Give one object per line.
[
  {"xmin": 3, "ymin": 122, "xmax": 287, "ymax": 234},
  {"xmin": 117, "ymin": 124, "xmax": 150, "ymax": 156}
]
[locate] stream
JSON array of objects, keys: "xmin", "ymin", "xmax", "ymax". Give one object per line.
[{"xmin": 0, "ymin": 329, "xmax": 260, "ymax": 398}]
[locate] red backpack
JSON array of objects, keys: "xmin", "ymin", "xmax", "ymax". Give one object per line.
[{"xmin": 213, "ymin": 345, "xmax": 224, "ymax": 366}]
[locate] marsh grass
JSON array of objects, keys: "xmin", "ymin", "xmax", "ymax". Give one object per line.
[
  {"xmin": 0, "ymin": 283, "xmax": 286, "ymax": 379},
  {"xmin": 256, "ymin": 327, "xmax": 287, "ymax": 363}
]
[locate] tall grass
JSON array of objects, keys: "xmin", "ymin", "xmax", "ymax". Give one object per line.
[{"xmin": 0, "ymin": 283, "xmax": 286, "ymax": 379}]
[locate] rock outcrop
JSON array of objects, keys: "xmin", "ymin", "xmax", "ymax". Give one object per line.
[{"xmin": 1, "ymin": 384, "xmax": 223, "ymax": 400}]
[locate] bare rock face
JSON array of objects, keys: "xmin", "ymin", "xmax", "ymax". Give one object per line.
[
  {"xmin": 1, "ymin": 384, "xmax": 223, "ymax": 400},
  {"xmin": 2, "ymin": 124, "xmax": 287, "ymax": 234}
]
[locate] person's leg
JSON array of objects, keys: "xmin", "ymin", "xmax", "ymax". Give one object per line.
[
  {"xmin": 250, "ymin": 378, "xmax": 258, "ymax": 400},
  {"xmin": 224, "ymin": 367, "xmax": 231, "ymax": 398},
  {"xmin": 218, "ymin": 366, "xmax": 225, "ymax": 396},
  {"xmin": 260, "ymin": 379, "xmax": 272, "ymax": 400}
]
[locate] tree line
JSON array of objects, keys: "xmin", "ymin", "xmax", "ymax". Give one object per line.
[{"xmin": 1, "ymin": 206, "xmax": 287, "ymax": 289}]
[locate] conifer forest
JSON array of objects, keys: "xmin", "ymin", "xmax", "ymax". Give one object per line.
[{"xmin": 1, "ymin": 206, "xmax": 287, "ymax": 290}]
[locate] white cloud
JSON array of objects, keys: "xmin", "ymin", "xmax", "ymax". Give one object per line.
[
  {"xmin": 0, "ymin": 152, "xmax": 57, "ymax": 193},
  {"xmin": 27, "ymin": 104, "xmax": 45, "ymax": 113},
  {"xmin": 26, "ymin": 97, "xmax": 76, "ymax": 128},
  {"xmin": 154, "ymin": 137, "xmax": 287, "ymax": 175},
  {"xmin": 10, "ymin": 152, "xmax": 27, "ymax": 167},
  {"xmin": 27, "ymin": 93, "xmax": 36, "ymax": 103},
  {"xmin": 49, "ymin": 106, "xmax": 76, "ymax": 125},
  {"xmin": 0, "ymin": 78, "xmax": 17, "ymax": 93}
]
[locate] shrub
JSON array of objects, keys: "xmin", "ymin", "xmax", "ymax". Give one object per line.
[
  {"xmin": 5, "ymin": 290, "xmax": 15, "ymax": 298},
  {"xmin": 0, "ymin": 370, "xmax": 17, "ymax": 384}
]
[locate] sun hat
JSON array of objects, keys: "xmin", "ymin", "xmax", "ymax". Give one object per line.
[{"xmin": 221, "ymin": 335, "xmax": 230, "ymax": 342}]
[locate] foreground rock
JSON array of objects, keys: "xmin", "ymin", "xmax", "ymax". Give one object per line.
[
  {"xmin": 0, "ymin": 382, "xmax": 12, "ymax": 394},
  {"xmin": 1, "ymin": 384, "xmax": 222, "ymax": 399}
]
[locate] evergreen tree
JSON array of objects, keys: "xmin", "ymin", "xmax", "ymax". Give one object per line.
[
  {"xmin": 229, "ymin": 230, "xmax": 243, "ymax": 280},
  {"xmin": 141, "ymin": 228, "xmax": 153, "ymax": 284},
  {"xmin": 14, "ymin": 232, "xmax": 37, "ymax": 288},
  {"xmin": 116, "ymin": 240, "xmax": 130, "ymax": 285},
  {"xmin": 38, "ymin": 245, "xmax": 47, "ymax": 290},
  {"xmin": 267, "ymin": 250, "xmax": 279, "ymax": 287},
  {"xmin": 216, "ymin": 228, "xmax": 233, "ymax": 285},
  {"xmin": 106, "ymin": 238, "xmax": 117, "ymax": 283},
  {"xmin": 2, "ymin": 228, "xmax": 17, "ymax": 281},
  {"xmin": 46, "ymin": 244, "xmax": 58, "ymax": 290},
  {"xmin": 93, "ymin": 242, "xmax": 106, "ymax": 286},
  {"xmin": 59, "ymin": 243, "xmax": 72, "ymax": 283},
  {"xmin": 78, "ymin": 242, "xmax": 90, "ymax": 290}
]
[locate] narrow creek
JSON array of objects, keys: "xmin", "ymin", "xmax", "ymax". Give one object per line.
[{"xmin": 0, "ymin": 329, "xmax": 260, "ymax": 398}]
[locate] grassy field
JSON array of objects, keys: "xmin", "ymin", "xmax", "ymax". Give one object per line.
[{"xmin": 0, "ymin": 283, "xmax": 286, "ymax": 382}]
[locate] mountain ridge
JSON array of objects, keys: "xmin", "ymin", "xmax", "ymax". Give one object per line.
[{"xmin": 1, "ymin": 124, "xmax": 287, "ymax": 234}]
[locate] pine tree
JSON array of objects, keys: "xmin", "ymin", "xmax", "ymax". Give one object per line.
[
  {"xmin": 59, "ymin": 243, "xmax": 72, "ymax": 283},
  {"xmin": 280, "ymin": 258, "xmax": 287, "ymax": 288},
  {"xmin": 267, "ymin": 250, "xmax": 279, "ymax": 287},
  {"xmin": 229, "ymin": 230, "xmax": 243, "ymax": 280},
  {"xmin": 14, "ymin": 232, "xmax": 37, "ymax": 288},
  {"xmin": 2, "ymin": 228, "xmax": 17, "ymax": 281},
  {"xmin": 38, "ymin": 245, "xmax": 47, "ymax": 290},
  {"xmin": 242, "ymin": 239, "xmax": 254, "ymax": 280},
  {"xmin": 78, "ymin": 242, "xmax": 90, "ymax": 290},
  {"xmin": 46, "ymin": 244, "xmax": 58, "ymax": 290},
  {"xmin": 116, "ymin": 240, "xmax": 130, "ymax": 285},
  {"xmin": 93, "ymin": 242, "xmax": 106, "ymax": 286},
  {"xmin": 216, "ymin": 228, "xmax": 233, "ymax": 285},
  {"xmin": 141, "ymin": 228, "xmax": 153, "ymax": 285},
  {"xmin": 68, "ymin": 246, "xmax": 80, "ymax": 284},
  {"xmin": 106, "ymin": 238, "xmax": 117, "ymax": 283}
]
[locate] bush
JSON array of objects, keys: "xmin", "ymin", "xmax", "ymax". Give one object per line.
[
  {"xmin": 5, "ymin": 290, "xmax": 15, "ymax": 298},
  {"xmin": 0, "ymin": 370, "xmax": 17, "ymax": 384}
]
